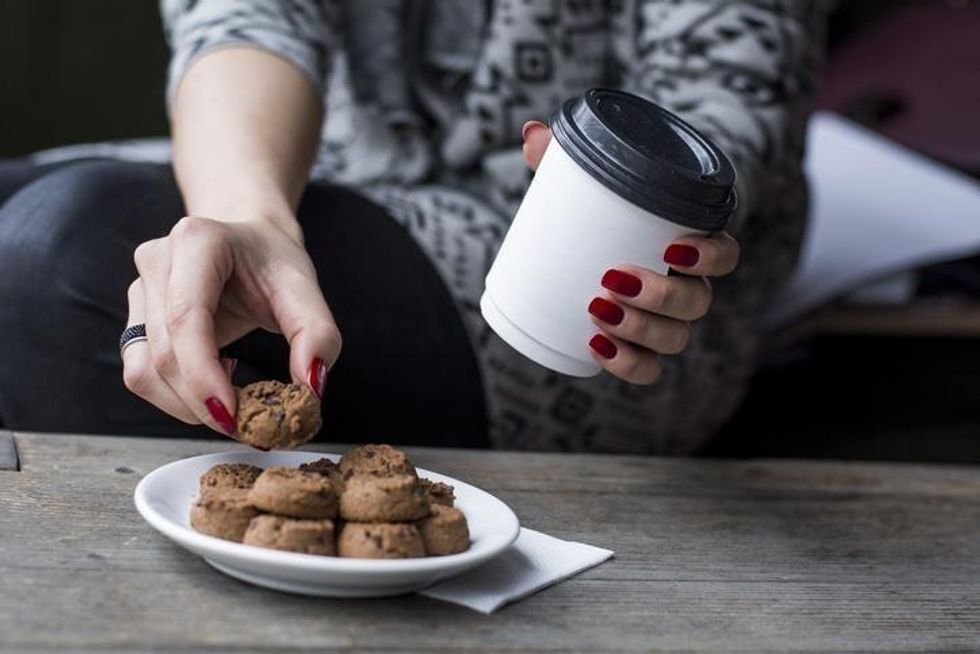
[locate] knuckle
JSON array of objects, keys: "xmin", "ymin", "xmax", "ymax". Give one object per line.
[
  {"xmin": 699, "ymin": 242, "xmax": 719, "ymax": 270},
  {"xmin": 619, "ymin": 354, "xmax": 644, "ymax": 382},
  {"xmin": 133, "ymin": 240, "xmax": 160, "ymax": 269},
  {"xmin": 672, "ymin": 322, "xmax": 692, "ymax": 353},
  {"xmin": 692, "ymin": 283, "xmax": 713, "ymax": 319},
  {"xmin": 172, "ymin": 215, "xmax": 220, "ymax": 242},
  {"xmin": 149, "ymin": 344, "xmax": 176, "ymax": 374},
  {"xmin": 122, "ymin": 361, "xmax": 153, "ymax": 396},
  {"xmin": 643, "ymin": 360, "xmax": 664, "ymax": 385},
  {"xmin": 180, "ymin": 368, "xmax": 212, "ymax": 396},
  {"xmin": 635, "ymin": 313, "xmax": 658, "ymax": 346},
  {"xmin": 126, "ymin": 280, "xmax": 141, "ymax": 303},
  {"xmin": 166, "ymin": 301, "xmax": 196, "ymax": 333},
  {"xmin": 646, "ymin": 277, "xmax": 671, "ymax": 311}
]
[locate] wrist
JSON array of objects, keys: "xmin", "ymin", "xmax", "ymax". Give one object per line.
[{"xmin": 186, "ymin": 194, "xmax": 304, "ymax": 244}]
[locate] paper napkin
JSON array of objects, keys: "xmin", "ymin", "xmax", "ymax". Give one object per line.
[{"xmin": 419, "ymin": 528, "xmax": 614, "ymax": 614}]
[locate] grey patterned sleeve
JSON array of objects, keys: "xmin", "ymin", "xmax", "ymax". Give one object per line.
[
  {"xmin": 160, "ymin": 0, "xmax": 336, "ymax": 106},
  {"xmin": 614, "ymin": 0, "xmax": 830, "ymax": 227}
]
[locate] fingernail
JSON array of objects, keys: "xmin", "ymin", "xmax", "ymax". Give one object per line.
[
  {"xmin": 588, "ymin": 297, "xmax": 624, "ymax": 326},
  {"xmin": 309, "ymin": 357, "xmax": 328, "ymax": 399},
  {"xmin": 521, "ymin": 120, "xmax": 543, "ymax": 141},
  {"xmin": 601, "ymin": 269, "xmax": 642, "ymax": 297},
  {"xmin": 204, "ymin": 396, "xmax": 236, "ymax": 436},
  {"xmin": 221, "ymin": 357, "xmax": 238, "ymax": 378},
  {"xmin": 589, "ymin": 334, "xmax": 617, "ymax": 359},
  {"xmin": 664, "ymin": 244, "xmax": 700, "ymax": 267}
]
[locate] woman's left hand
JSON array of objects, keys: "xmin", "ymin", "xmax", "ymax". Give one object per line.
[{"xmin": 522, "ymin": 120, "xmax": 741, "ymax": 384}]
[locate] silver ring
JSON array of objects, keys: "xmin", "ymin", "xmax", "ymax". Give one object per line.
[{"xmin": 119, "ymin": 323, "xmax": 148, "ymax": 356}]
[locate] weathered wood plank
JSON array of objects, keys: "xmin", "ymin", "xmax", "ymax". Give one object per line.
[
  {"xmin": 14, "ymin": 431, "xmax": 980, "ymax": 499},
  {"xmin": 0, "ymin": 431, "xmax": 17, "ymax": 471},
  {"xmin": 0, "ymin": 568, "xmax": 977, "ymax": 652},
  {"xmin": 1, "ymin": 432, "xmax": 979, "ymax": 652}
]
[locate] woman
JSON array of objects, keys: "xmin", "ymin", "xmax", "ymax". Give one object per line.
[{"xmin": 0, "ymin": 1, "xmax": 825, "ymax": 453}]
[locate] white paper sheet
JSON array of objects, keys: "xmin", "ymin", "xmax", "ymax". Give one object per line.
[{"xmin": 766, "ymin": 112, "xmax": 980, "ymax": 329}]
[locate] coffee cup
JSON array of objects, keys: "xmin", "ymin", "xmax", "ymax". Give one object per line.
[{"xmin": 480, "ymin": 88, "xmax": 737, "ymax": 377}]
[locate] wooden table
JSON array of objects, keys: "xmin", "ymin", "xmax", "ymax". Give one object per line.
[{"xmin": 2, "ymin": 431, "xmax": 979, "ymax": 652}]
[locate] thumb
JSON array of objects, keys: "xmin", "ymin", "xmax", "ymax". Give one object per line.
[
  {"xmin": 269, "ymin": 271, "xmax": 342, "ymax": 400},
  {"xmin": 522, "ymin": 120, "xmax": 552, "ymax": 170}
]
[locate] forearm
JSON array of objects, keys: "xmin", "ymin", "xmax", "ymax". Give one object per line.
[{"xmin": 171, "ymin": 47, "xmax": 323, "ymax": 234}]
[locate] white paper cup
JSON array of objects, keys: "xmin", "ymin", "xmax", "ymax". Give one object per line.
[{"xmin": 481, "ymin": 89, "xmax": 737, "ymax": 377}]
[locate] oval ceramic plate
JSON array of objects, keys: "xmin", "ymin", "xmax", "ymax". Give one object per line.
[{"xmin": 134, "ymin": 450, "xmax": 520, "ymax": 597}]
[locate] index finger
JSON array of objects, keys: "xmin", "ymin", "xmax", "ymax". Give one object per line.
[
  {"xmin": 165, "ymin": 218, "xmax": 237, "ymax": 435},
  {"xmin": 665, "ymin": 231, "xmax": 740, "ymax": 278}
]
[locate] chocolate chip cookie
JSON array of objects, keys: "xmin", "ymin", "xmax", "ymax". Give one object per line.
[
  {"xmin": 243, "ymin": 515, "xmax": 336, "ymax": 555},
  {"xmin": 248, "ymin": 466, "xmax": 338, "ymax": 519},
  {"xmin": 236, "ymin": 381, "xmax": 321, "ymax": 450},
  {"xmin": 339, "ymin": 474, "xmax": 429, "ymax": 522},
  {"xmin": 336, "ymin": 522, "xmax": 426, "ymax": 559}
]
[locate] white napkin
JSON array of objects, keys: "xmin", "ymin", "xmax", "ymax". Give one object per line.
[{"xmin": 419, "ymin": 528, "xmax": 614, "ymax": 614}]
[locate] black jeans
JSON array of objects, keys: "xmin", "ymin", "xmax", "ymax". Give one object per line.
[{"xmin": 0, "ymin": 159, "xmax": 488, "ymax": 448}]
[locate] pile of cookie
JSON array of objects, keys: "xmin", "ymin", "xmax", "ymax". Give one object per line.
[{"xmin": 190, "ymin": 444, "xmax": 470, "ymax": 558}]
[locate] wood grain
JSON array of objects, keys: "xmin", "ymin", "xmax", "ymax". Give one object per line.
[
  {"xmin": 1, "ymin": 432, "xmax": 979, "ymax": 652},
  {"xmin": 0, "ymin": 431, "xmax": 17, "ymax": 471}
]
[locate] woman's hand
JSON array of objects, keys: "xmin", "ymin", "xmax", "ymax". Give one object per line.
[
  {"xmin": 122, "ymin": 214, "xmax": 342, "ymax": 435},
  {"xmin": 522, "ymin": 120, "xmax": 740, "ymax": 385}
]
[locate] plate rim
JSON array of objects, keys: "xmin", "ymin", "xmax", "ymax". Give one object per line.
[{"xmin": 134, "ymin": 450, "xmax": 521, "ymax": 576}]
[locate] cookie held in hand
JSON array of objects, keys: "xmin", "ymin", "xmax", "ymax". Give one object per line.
[{"xmin": 235, "ymin": 381, "xmax": 321, "ymax": 450}]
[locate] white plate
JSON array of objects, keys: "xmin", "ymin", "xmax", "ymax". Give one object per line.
[{"xmin": 134, "ymin": 450, "xmax": 520, "ymax": 597}]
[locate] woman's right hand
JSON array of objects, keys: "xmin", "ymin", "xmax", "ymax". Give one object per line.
[{"xmin": 122, "ymin": 213, "xmax": 342, "ymax": 436}]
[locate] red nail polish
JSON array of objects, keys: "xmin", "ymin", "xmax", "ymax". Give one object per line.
[
  {"xmin": 601, "ymin": 269, "xmax": 642, "ymax": 297},
  {"xmin": 664, "ymin": 244, "xmax": 700, "ymax": 267},
  {"xmin": 588, "ymin": 297, "xmax": 624, "ymax": 326},
  {"xmin": 204, "ymin": 396, "xmax": 236, "ymax": 436},
  {"xmin": 589, "ymin": 334, "xmax": 617, "ymax": 359},
  {"xmin": 309, "ymin": 357, "xmax": 327, "ymax": 399}
]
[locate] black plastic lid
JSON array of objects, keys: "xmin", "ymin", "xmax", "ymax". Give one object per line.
[{"xmin": 550, "ymin": 88, "xmax": 737, "ymax": 231}]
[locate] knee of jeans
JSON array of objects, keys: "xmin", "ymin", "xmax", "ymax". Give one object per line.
[{"xmin": 0, "ymin": 160, "xmax": 174, "ymax": 296}]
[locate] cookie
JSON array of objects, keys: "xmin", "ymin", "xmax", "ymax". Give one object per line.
[
  {"xmin": 419, "ymin": 478, "xmax": 455, "ymax": 507},
  {"xmin": 235, "ymin": 380, "xmax": 321, "ymax": 450},
  {"xmin": 198, "ymin": 463, "xmax": 263, "ymax": 494},
  {"xmin": 248, "ymin": 466, "xmax": 338, "ymax": 519},
  {"xmin": 337, "ymin": 522, "xmax": 425, "ymax": 559},
  {"xmin": 242, "ymin": 515, "xmax": 336, "ymax": 555},
  {"xmin": 298, "ymin": 456, "xmax": 346, "ymax": 491},
  {"xmin": 339, "ymin": 474, "xmax": 429, "ymax": 522},
  {"xmin": 189, "ymin": 488, "xmax": 259, "ymax": 542},
  {"xmin": 417, "ymin": 504, "xmax": 469, "ymax": 555},
  {"xmin": 338, "ymin": 444, "xmax": 416, "ymax": 480}
]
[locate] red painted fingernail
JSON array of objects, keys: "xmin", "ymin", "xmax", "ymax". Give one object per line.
[
  {"xmin": 601, "ymin": 269, "xmax": 642, "ymax": 297},
  {"xmin": 664, "ymin": 244, "xmax": 700, "ymax": 267},
  {"xmin": 588, "ymin": 297, "xmax": 624, "ymax": 326},
  {"xmin": 309, "ymin": 357, "xmax": 328, "ymax": 399},
  {"xmin": 589, "ymin": 334, "xmax": 617, "ymax": 359},
  {"xmin": 204, "ymin": 396, "xmax": 236, "ymax": 436}
]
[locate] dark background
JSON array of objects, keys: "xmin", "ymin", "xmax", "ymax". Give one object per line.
[
  {"xmin": 2, "ymin": 0, "xmax": 978, "ymax": 463},
  {"xmin": 0, "ymin": 0, "xmax": 169, "ymax": 157}
]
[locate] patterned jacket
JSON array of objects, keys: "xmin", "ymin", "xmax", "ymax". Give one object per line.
[{"xmin": 162, "ymin": 0, "xmax": 826, "ymax": 230}]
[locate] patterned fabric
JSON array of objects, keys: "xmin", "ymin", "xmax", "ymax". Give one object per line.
[{"xmin": 151, "ymin": 0, "xmax": 827, "ymax": 453}]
